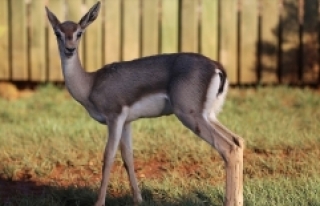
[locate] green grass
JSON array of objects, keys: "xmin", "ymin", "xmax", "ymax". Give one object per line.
[
  {"xmin": 3, "ymin": 177, "xmax": 320, "ymax": 206},
  {"xmin": 0, "ymin": 85, "xmax": 320, "ymax": 205}
]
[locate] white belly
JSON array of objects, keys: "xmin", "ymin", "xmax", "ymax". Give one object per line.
[{"xmin": 126, "ymin": 93, "xmax": 172, "ymax": 122}]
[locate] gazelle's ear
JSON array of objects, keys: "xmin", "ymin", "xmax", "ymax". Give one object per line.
[
  {"xmin": 45, "ymin": 6, "xmax": 61, "ymax": 29},
  {"xmin": 79, "ymin": 1, "xmax": 101, "ymax": 29}
]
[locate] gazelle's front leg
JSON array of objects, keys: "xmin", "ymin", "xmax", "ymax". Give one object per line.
[
  {"xmin": 120, "ymin": 123, "xmax": 143, "ymax": 205},
  {"xmin": 95, "ymin": 109, "xmax": 128, "ymax": 206}
]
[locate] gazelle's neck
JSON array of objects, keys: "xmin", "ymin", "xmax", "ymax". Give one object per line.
[{"xmin": 60, "ymin": 52, "xmax": 94, "ymax": 103}]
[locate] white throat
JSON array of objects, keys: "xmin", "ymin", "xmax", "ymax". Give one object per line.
[{"xmin": 60, "ymin": 53, "xmax": 93, "ymax": 103}]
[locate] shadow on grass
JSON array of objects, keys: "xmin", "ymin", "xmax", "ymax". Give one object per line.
[{"xmin": 0, "ymin": 177, "xmax": 224, "ymax": 206}]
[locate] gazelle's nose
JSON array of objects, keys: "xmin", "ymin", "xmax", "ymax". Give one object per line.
[{"xmin": 66, "ymin": 47, "xmax": 75, "ymax": 53}]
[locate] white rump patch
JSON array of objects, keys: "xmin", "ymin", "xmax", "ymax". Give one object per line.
[{"xmin": 202, "ymin": 70, "xmax": 228, "ymax": 122}]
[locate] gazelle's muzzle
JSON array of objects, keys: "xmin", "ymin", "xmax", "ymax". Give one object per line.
[{"xmin": 64, "ymin": 47, "xmax": 76, "ymax": 57}]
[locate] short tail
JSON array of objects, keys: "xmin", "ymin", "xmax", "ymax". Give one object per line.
[{"xmin": 215, "ymin": 63, "xmax": 227, "ymax": 97}]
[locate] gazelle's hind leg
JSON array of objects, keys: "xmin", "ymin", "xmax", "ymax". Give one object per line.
[
  {"xmin": 208, "ymin": 117, "xmax": 244, "ymax": 206},
  {"xmin": 171, "ymin": 73, "xmax": 244, "ymax": 206},
  {"xmin": 209, "ymin": 118, "xmax": 244, "ymax": 148},
  {"xmin": 203, "ymin": 70, "xmax": 244, "ymax": 205},
  {"xmin": 173, "ymin": 109, "xmax": 243, "ymax": 206},
  {"xmin": 203, "ymin": 70, "xmax": 244, "ymax": 149},
  {"xmin": 169, "ymin": 64, "xmax": 243, "ymax": 205}
]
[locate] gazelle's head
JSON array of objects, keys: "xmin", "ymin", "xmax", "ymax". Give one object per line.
[{"xmin": 45, "ymin": 2, "xmax": 101, "ymax": 58}]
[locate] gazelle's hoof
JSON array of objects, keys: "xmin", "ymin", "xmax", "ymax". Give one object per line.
[
  {"xmin": 133, "ymin": 194, "xmax": 143, "ymax": 206},
  {"xmin": 94, "ymin": 200, "xmax": 105, "ymax": 206}
]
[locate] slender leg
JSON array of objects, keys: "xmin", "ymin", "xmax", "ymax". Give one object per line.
[
  {"xmin": 95, "ymin": 110, "xmax": 128, "ymax": 206},
  {"xmin": 120, "ymin": 123, "xmax": 143, "ymax": 205},
  {"xmin": 209, "ymin": 118, "xmax": 244, "ymax": 147},
  {"xmin": 174, "ymin": 110, "xmax": 244, "ymax": 206},
  {"xmin": 208, "ymin": 119, "xmax": 244, "ymax": 206}
]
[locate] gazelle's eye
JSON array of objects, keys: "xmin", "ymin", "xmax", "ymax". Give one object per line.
[
  {"xmin": 76, "ymin": 32, "xmax": 82, "ymax": 39},
  {"xmin": 54, "ymin": 32, "xmax": 61, "ymax": 39}
]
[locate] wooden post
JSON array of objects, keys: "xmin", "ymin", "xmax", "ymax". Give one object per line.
[
  {"xmin": 161, "ymin": 0, "xmax": 179, "ymax": 53},
  {"xmin": 104, "ymin": 0, "xmax": 121, "ymax": 64},
  {"xmin": 201, "ymin": 0, "xmax": 218, "ymax": 60},
  {"xmin": 225, "ymin": 144, "xmax": 243, "ymax": 206},
  {"xmin": 47, "ymin": 0, "xmax": 64, "ymax": 81},
  {"xmin": 0, "ymin": 0, "xmax": 9, "ymax": 79},
  {"xmin": 30, "ymin": 0, "xmax": 46, "ymax": 81},
  {"xmin": 220, "ymin": 0, "xmax": 238, "ymax": 84},
  {"xmin": 210, "ymin": 121, "xmax": 244, "ymax": 206},
  {"xmin": 122, "ymin": 0, "xmax": 140, "ymax": 61},
  {"xmin": 240, "ymin": 0, "xmax": 258, "ymax": 84},
  {"xmin": 11, "ymin": 0, "xmax": 27, "ymax": 80},
  {"xmin": 260, "ymin": 0, "xmax": 279, "ymax": 83},
  {"xmin": 180, "ymin": 0, "xmax": 199, "ymax": 52},
  {"xmin": 281, "ymin": 0, "xmax": 299, "ymax": 83},
  {"xmin": 84, "ymin": 0, "xmax": 102, "ymax": 72},
  {"xmin": 142, "ymin": 0, "xmax": 159, "ymax": 57},
  {"xmin": 302, "ymin": 0, "xmax": 319, "ymax": 84}
]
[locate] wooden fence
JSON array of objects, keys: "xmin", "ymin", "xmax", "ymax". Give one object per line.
[{"xmin": 0, "ymin": 0, "xmax": 319, "ymax": 85}]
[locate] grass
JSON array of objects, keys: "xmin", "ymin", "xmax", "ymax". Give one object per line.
[
  {"xmin": 3, "ymin": 177, "xmax": 320, "ymax": 206},
  {"xmin": 0, "ymin": 84, "xmax": 320, "ymax": 205}
]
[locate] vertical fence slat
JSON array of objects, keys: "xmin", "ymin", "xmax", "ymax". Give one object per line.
[
  {"xmin": 220, "ymin": 0, "xmax": 238, "ymax": 84},
  {"xmin": 142, "ymin": 0, "xmax": 159, "ymax": 57},
  {"xmin": 201, "ymin": 0, "xmax": 218, "ymax": 60},
  {"xmin": 104, "ymin": 0, "xmax": 121, "ymax": 63},
  {"xmin": 65, "ymin": 0, "xmax": 82, "ymax": 20},
  {"xmin": 65, "ymin": 0, "xmax": 84, "ymax": 63},
  {"xmin": 30, "ymin": 0, "xmax": 46, "ymax": 81},
  {"xmin": 84, "ymin": 0, "xmax": 102, "ymax": 72},
  {"xmin": 240, "ymin": 0, "xmax": 258, "ymax": 83},
  {"xmin": 161, "ymin": 0, "xmax": 179, "ymax": 53},
  {"xmin": 282, "ymin": 0, "xmax": 299, "ymax": 83},
  {"xmin": 47, "ymin": 0, "xmax": 64, "ymax": 81},
  {"xmin": 303, "ymin": 0, "xmax": 319, "ymax": 84},
  {"xmin": 11, "ymin": 0, "xmax": 27, "ymax": 80},
  {"xmin": 0, "ymin": 0, "xmax": 9, "ymax": 79},
  {"xmin": 123, "ymin": 0, "xmax": 140, "ymax": 61},
  {"xmin": 180, "ymin": 0, "xmax": 198, "ymax": 52},
  {"xmin": 260, "ymin": 0, "xmax": 279, "ymax": 84}
]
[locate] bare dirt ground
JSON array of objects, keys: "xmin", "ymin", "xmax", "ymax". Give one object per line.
[{"xmin": 0, "ymin": 147, "xmax": 318, "ymax": 201}]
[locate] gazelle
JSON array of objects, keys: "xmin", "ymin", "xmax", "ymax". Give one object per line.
[{"xmin": 45, "ymin": 1, "xmax": 244, "ymax": 206}]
